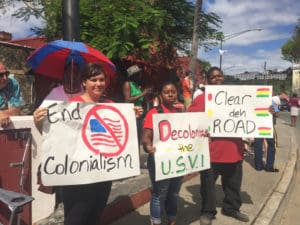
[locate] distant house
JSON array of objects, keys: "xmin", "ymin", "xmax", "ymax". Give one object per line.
[{"xmin": 8, "ymin": 36, "xmax": 47, "ymax": 49}]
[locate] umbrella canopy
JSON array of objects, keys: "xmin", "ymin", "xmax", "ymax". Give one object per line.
[{"xmin": 27, "ymin": 40, "xmax": 116, "ymax": 79}]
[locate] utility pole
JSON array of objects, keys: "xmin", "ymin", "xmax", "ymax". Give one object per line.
[
  {"xmin": 264, "ymin": 61, "xmax": 267, "ymax": 84},
  {"xmin": 189, "ymin": 0, "xmax": 202, "ymax": 93},
  {"xmin": 62, "ymin": 0, "xmax": 80, "ymax": 41},
  {"xmin": 219, "ymin": 28, "xmax": 262, "ymax": 70}
]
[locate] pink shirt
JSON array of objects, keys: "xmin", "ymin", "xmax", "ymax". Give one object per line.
[
  {"xmin": 289, "ymin": 97, "xmax": 299, "ymax": 107},
  {"xmin": 45, "ymin": 85, "xmax": 83, "ymax": 101}
]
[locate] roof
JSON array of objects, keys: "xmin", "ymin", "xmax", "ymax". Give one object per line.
[{"xmin": 8, "ymin": 36, "xmax": 47, "ymax": 49}]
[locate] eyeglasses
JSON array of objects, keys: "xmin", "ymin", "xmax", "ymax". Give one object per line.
[{"xmin": 0, "ymin": 71, "xmax": 9, "ymax": 78}]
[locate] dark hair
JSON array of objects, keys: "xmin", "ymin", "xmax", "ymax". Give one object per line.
[
  {"xmin": 80, "ymin": 62, "xmax": 106, "ymax": 81},
  {"xmin": 158, "ymin": 80, "xmax": 178, "ymax": 93},
  {"xmin": 206, "ymin": 66, "xmax": 223, "ymax": 84},
  {"xmin": 292, "ymin": 93, "xmax": 298, "ymax": 98}
]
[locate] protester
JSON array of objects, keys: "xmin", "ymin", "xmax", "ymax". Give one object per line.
[
  {"xmin": 254, "ymin": 100, "xmax": 279, "ymax": 172},
  {"xmin": 34, "ymin": 63, "xmax": 83, "ymax": 130},
  {"xmin": 33, "ymin": 62, "xmax": 83, "ymax": 222},
  {"xmin": 288, "ymin": 93, "xmax": 299, "ymax": 127},
  {"xmin": 123, "ymin": 64, "xmax": 152, "ymax": 168},
  {"xmin": 188, "ymin": 67, "xmax": 249, "ymax": 225},
  {"xmin": 193, "ymin": 83, "xmax": 205, "ymax": 100},
  {"xmin": 34, "ymin": 62, "xmax": 143, "ymax": 225},
  {"xmin": 44, "ymin": 62, "xmax": 83, "ymax": 101},
  {"xmin": 142, "ymin": 80, "xmax": 183, "ymax": 225},
  {"xmin": 181, "ymin": 70, "xmax": 193, "ymax": 110},
  {"xmin": 123, "ymin": 64, "xmax": 152, "ymax": 107},
  {"xmin": 193, "ymin": 69, "xmax": 207, "ymax": 100},
  {"xmin": 0, "ymin": 62, "xmax": 24, "ymax": 128}
]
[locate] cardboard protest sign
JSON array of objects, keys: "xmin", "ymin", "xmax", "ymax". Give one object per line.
[
  {"xmin": 153, "ymin": 112, "xmax": 210, "ymax": 181},
  {"xmin": 205, "ymin": 85, "xmax": 273, "ymax": 138},
  {"xmin": 41, "ymin": 101, "xmax": 140, "ymax": 186}
]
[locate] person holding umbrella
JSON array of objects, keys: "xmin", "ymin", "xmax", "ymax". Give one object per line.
[
  {"xmin": 34, "ymin": 62, "xmax": 144, "ymax": 225},
  {"xmin": 44, "ymin": 61, "xmax": 83, "ymax": 101},
  {"xmin": 34, "ymin": 61, "xmax": 84, "ymax": 222}
]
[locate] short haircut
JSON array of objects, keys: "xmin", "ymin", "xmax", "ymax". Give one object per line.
[
  {"xmin": 158, "ymin": 80, "xmax": 178, "ymax": 93},
  {"xmin": 80, "ymin": 62, "xmax": 106, "ymax": 81},
  {"xmin": 206, "ymin": 67, "xmax": 223, "ymax": 84}
]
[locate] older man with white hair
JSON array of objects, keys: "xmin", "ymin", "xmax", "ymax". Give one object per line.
[{"xmin": 0, "ymin": 62, "xmax": 24, "ymax": 128}]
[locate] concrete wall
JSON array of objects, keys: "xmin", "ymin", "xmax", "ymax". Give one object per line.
[{"xmin": 0, "ymin": 117, "xmax": 55, "ymax": 224}]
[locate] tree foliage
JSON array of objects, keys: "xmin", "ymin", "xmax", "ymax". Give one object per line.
[
  {"xmin": 7, "ymin": 0, "xmax": 222, "ymax": 62},
  {"xmin": 281, "ymin": 19, "xmax": 300, "ymax": 63}
]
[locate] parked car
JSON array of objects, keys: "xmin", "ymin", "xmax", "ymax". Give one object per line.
[{"xmin": 279, "ymin": 98, "xmax": 290, "ymax": 111}]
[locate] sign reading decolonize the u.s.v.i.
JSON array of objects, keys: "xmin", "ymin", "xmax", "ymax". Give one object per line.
[
  {"xmin": 41, "ymin": 101, "xmax": 140, "ymax": 186},
  {"xmin": 153, "ymin": 112, "xmax": 210, "ymax": 181},
  {"xmin": 205, "ymin": 85, "xmax": 273, "ymax": 138}
]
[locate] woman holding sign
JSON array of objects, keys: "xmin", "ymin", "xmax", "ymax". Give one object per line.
[
  {"xmin": 188, "ymin": 67, "xmax": 249, "ymax": 225},
  {"xmin": 34, "ymin": 62, "xmax": 143, "ymax": 225},
  {"xmin": 142, "ymin": 80, "xmax": 184, "ymax": 225}
]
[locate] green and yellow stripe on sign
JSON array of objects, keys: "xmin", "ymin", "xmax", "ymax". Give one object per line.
[
  {"xmin": 256, "ymin": 88, "xmax": 270, "ymax": 97},
  {"xmin": 254, "ymin": 107, "xmax": 270, "ymax": 117},
  {"xmin": 258, "ymin": 127, "xmax": 272, "ymax": 136}
]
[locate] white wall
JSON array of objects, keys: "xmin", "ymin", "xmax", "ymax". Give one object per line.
[{"xmin": 0, "ymin": 116, "xmax": 54, "ymax": 223}]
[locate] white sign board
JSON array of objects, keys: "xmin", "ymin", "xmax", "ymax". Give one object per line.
[
  {"xmin": 205, "ymin": 85, "xmax": 273, "ymax": 138},
  {"xmin": 41, "ymin": 101, "xmax": 140, "ymax": 186},
  {"xmin": 153, "ymin": 112, "xmax": 210, "ymax": 181}
]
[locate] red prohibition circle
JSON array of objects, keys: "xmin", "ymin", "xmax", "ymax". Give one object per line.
[{"xmin": 82, "ymin": 104, "xmax": 129, "ymax": 157}]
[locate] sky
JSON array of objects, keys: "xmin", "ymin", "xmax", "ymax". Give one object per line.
[
  {"xmin": 0, "ymin": 1, "xmax": 299, "ymax": 75},
  {"xmin": 200, "ymin": 0, "xmax": 300, "ymax": 74},
  {"xmin": 0, "ymin": 1, "xmax": 43, "ymax": 39}
]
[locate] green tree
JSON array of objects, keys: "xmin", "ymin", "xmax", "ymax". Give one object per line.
[
  {"xmin": 8, "ymin": 0, "xmax": 222, "ymax": 63},
  {"xmin": 281, "ymin": 19, "xmax": 300, "ymax": 63}
]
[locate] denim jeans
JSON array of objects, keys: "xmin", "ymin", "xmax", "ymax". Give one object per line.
[
  {"xmin": 254, "ymin": 138, "xmax": 276, "ymax": 170},
  {"xmin": 147, "ymin": 154, "xmax": 183, "ymax": 224}
]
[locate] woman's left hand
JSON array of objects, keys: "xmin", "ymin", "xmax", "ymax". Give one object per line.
[
  {"xmin": 134, "ymin": 106, "xmax": 144, "ymax": 118},
  {"xmin": 144, "ymin": 145, "xmax": 156, "ymax": 154},
  {"xmin": 269, "ymin": 105, "xmax": 275, "ymax": 114}
]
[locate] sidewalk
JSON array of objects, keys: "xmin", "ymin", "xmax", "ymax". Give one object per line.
[{"xmin": 101, "ymin": 118, "xmax": 298, "ymax": 225}]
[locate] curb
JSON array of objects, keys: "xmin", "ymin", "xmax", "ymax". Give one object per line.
[
  {"xmin": 100, "ymin": 173, "xmax": 198, "ymax": 225},
  {"xmin": 253, "ymin": 131, "xmax": 298, "ymax": 225}
]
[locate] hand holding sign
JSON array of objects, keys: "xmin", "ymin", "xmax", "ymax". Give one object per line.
[{"xmin": 205, "ymin": 85, "xmax": 273, "ymax": 138}]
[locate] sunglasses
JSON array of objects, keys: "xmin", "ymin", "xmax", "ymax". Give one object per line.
[{"xmin": 0, "ymin": 71, "xmax": 9, "ymax": 78}]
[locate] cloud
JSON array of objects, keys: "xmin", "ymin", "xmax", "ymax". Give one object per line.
[
  {"xmin": 200, "ymin": 0, "xmax": 299, "ymax": 74},
  {"xmin": 0, "ymin": 2, "xmax": 44, "ymax": 39}
]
